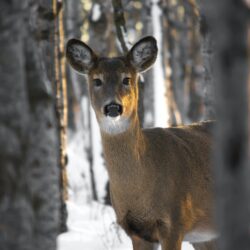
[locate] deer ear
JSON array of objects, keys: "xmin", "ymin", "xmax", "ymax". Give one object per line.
[
  {"xmin": 127, "ymin": 36, "xmax": 158, "ymax": 73},
  {"xmin": 66, "ymin": 39, "xmax": 97, "ymax": 74}
]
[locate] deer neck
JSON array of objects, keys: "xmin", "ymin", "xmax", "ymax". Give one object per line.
[{"xmin": 101, "ymin": 113, "xmax": 145, "ymax": 183}]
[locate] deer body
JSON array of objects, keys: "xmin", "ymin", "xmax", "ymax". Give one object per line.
[
  {"xmin": 66, "ymin": 37, "xmax": 217, "ymax": 250},
  {"xmin": 104, "ymin": 121, "xmax": 215, "ymax": 245}
]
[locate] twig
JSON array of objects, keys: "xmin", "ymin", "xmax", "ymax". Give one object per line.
[{"xmin": 111, "ymin": 0, "xmax": 129, "ymax": 54}]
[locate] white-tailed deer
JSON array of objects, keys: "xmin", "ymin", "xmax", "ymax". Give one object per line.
[{"xmin": 66, "ymin": 36, "xmax": 217, "ymax": 250}]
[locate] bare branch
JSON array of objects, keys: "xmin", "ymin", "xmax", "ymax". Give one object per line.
[{"xmin": 111, "ymin": 0, "xmax": 129, "ymax": 54}]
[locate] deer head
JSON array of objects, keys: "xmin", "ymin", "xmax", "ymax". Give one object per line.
[{"xmin": 66, "ymin": 36, "xmax": 158, "ymax": 134}]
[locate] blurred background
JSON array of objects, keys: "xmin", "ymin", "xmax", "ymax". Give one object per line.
[{"xmin": 0, "ymin": 0, "xmax": 249, "ymax": 250}]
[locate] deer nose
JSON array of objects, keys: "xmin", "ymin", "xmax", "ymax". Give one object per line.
[{"xmin": 104, "ymin": 102, "xmax": 123, "ymax": 117}]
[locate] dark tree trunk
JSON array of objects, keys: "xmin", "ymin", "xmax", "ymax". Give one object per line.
[
  {"xmin": 64, "ymin": 0, "xmax": 84, "ymax": 130},
  {"xmin": 0, "ymin": 1, "xmax": 34, "ymax": 249},
  {"xmin": 208, "ymin": 0, "xmax": 250, "ymax": 249},
  {"xmin": 87, "ymin": 102, "xmax": 98, "ymax": 201},
  {"xmin": 0, "ymin": 1, "xmax": 60, "ymax": 250},
  {"xmin": 183, "ymin": 1, "xmax": 203, "ymax": 122},
  {"xmin": 161, "ymin": 2, "xmax": 182, "ymax": 126},
  {"xmin": 196, "ymin": 0, "xmax": 215, "ymax": 120}
]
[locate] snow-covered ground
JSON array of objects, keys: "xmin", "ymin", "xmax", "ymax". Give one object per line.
[
  {"xmin": 58, "ymin": 201, "xmax": 132, "ymax": 250},
  {"xmin": 58, "ymin": 201, "xmax": 194, "ymax": 250}
]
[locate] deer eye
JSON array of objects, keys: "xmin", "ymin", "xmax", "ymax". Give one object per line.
[
  {"xmin": 93, "ymin": 78, "xmax": 102, "ymax": 87},
  {"xmin": 122, "ymin": 77, "xmax": 131, "ymax": 86}
]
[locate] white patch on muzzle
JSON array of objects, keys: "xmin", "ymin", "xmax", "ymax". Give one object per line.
[{"xmin": 99, "ymin": 116, "xmax": 131, "ymax": 135}]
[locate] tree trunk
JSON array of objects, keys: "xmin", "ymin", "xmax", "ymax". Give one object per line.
[
  {"xmin": 64, "ymin": 0, "xmax": 84, "ymax": 130},
  {"xmin": 161, "ymin": 2, "xmax": 182, "ymax": 126},
  {"xmin": 53, "ymin": 0, "xmax": 68, "ymax": 233},
  {"xmin": 196, "ymin": 0, "xmax": 215, "ymax": 120},
  {"xmin": 161, "ymin": 0, "xmax": 203, "ymax": 125},
  {"xmin": 142, "ymin": 0, "xmax": 155, "ymax": 128},
  {"xmin": 209, "ymin": 0, "xmax": 250, "ymax": 249},
  {"xmin": 0, "ymin": 1, "xmax": 60, "ymax": 249}
]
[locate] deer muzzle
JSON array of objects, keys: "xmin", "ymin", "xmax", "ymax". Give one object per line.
[{"xmin": 104, "ymin": 102, "xmax": 123, "ymax": 117}]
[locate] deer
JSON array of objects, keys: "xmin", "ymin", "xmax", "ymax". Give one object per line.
[{"xmin": 66, "ymin": 36, "xmax": 217, "ymax": 250}]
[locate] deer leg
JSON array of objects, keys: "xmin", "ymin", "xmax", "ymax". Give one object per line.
[
  {"xmin": 158, "ymin": 223, "xmax": 183, "ymax": 250},
  {"xmin": 192, "ymin": 240, "xmax": 218, "ymax": 250},
  {"xmin": 160, "ymin": 238, "xmax": 182, "ymax": 250},
  {"xmin": 131, "ymin": 236, "xmax": 159, "ymax": 250}
]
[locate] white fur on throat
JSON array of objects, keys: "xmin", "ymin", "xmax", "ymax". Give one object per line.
[{"xmin": 99, "ymin": 115, "xmax": 131, "ymax": 135}]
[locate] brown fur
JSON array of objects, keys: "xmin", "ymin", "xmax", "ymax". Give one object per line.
[
  {"xmin": 102, "ymin": 121, "xmax": 215, "ymax": 249},
  {"xmin": 66, "ymin": 36, "xmax": 217, "ymax": 250}
]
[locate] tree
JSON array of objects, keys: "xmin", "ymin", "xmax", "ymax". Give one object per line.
[
  {"xmin": 64, "ymin": 0, "xmax": 84, "ymax": 131},
  {"xmin": 195, "ymin": 0, "xmax": 215, "ymax": 120},
  {"xmin": 53, "ymin": 0, "xmax": 68, "ymax": 233},
  {"xmin": 208, "ymin": 0, "xmax": 250, "ymax": 249},
  {"xmin": 161, "ymin": 0, "xmax": 204, "ymax": 125},
  {"xmin": 0, "ymin": 1, "xmax": 61, "ymax": 249}
]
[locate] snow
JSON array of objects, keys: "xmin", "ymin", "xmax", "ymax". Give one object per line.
[
  {"xmin": 58, "ymin": 201, "xmax": 132, "ymax": 250},
  {"xmin": 58, "ymin": 201, "xmax": 194, "ymax": 250},
  {"xmin": 66, "ymin": 129, "xmax": 91, "ymax": 204}
]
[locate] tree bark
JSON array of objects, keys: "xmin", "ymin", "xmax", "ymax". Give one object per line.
[
  {"xmin": 64, "ymin": 0, "xmax": 84, "ymax": 130},
  {"xmin": 161, "ymin": 1, "xmax": 183, "ymax": 126},
  {"xmin": 112, "ymin": 0, "xmax": 129, "ymax": 54},
  {"xmin": 196, "ymin": 0, "xmax": 215, "ymax": 120},
  {"xmin": 0, "ymin": 0, "xmax": 60, "ymax": 249},
  {"xmin": 0, "ymin": 1, "xmax": 33, "ymax": 249},
  {"xmin": 53, "ymin": 0, "xmax": 68, "ymax": 233},
  {"xmin": 161, "ymin": 0, "xmax": 203, "ymax": 125},
  {"xmin": 209, "ymin": 0, "xmax": 250, "ymax": 249},
  {"xmin": 142, "ymin": 0, "xmax": 155, "ymax": 128}
]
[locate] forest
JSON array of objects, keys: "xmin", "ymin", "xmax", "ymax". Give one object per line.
[{"xmin": 0, "ymin": 0, "xmax": 250, "ymax": 250}]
